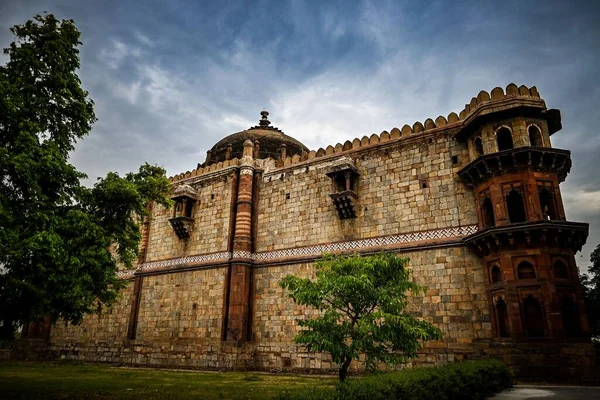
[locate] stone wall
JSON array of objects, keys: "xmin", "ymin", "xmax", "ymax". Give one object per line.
[
  {"xmin": 135, "ymin": 268, "xmax": 226, "ymax": 344},
  {"xmin": 256, "ymin": 134, "xmax": 477, "ymax": 253},
  {"xmin": 42, "ymin": 282, "xmax": 135, "ymax": 362},
  {"xmin": 17, "ymin": 84, "xmax": 594, "ymax": 378},
  {"xmin": 36, "ymin": 267, "xmax": 227, "ymax": 367},
  {"xmin": 29, "ymin": 245, "xmax": 490, "ymax": 371},
  {"xmin": 249, "ymin": 246, "xmax": 490, "ymax": 372},
  {"xmin": 49, "ymin": 283, "xmax": 134, "ymax": 345},
  {"xmin": 145, "ymin": 176, "xmax": 233, "ymax": 262}
]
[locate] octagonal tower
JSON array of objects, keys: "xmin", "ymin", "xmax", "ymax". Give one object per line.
[{"xmin": 455, "ymin": 84, "xmax": 589, "ymax": 345}]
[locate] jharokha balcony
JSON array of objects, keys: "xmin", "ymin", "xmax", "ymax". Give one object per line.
[{"xmin": 458, "ymin": 147, "xmax": 572, "ymax": 187}]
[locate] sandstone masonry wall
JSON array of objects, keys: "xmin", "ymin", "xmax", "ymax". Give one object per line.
[
  {"xmin": 40, "ymin": 246, "xmax": 488, "ymax": 371},
  {"xmin": 135, "ymin": 268, "xmax": 225, "ymax": 343},
  {"xmin": 21, "ymin": 84, "xmax": 595, "ymax": 379},
  {"xmin": 40, "ymin": 268, "xmax": 228, "ymax": 367},
  {"xmin": 250, "ymin": 246, "xmax": 490, "ymax": 372},
  {"xmin": 256, "ymin": 134, "xmax": 476, "ymax": 252},
  {"xmin": 145, "ymin": 177, "xmax": 232, "ymax": 262},
  {"xmin": 46, "ymin": 282, "xmax": 134, "ymax": 362}
]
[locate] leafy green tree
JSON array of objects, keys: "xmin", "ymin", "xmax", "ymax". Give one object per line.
[
  {"xmin": 0, "ymin": 14, "xmax": 171, "ymax": 340},
  {"xmin": 580, "ymin": 244, "xmax": 600, "ymax": 339},
  {"xmin": 279, "ymin": 253, "xmax": 443, "ymax": 381}
]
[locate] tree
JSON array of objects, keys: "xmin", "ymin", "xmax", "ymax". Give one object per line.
[
  {"xmin": 279, "ymin": 253, "xmax": 442, "ymax": 381},
  {"xmin": 580, "ymin": 244, "xmax": 600, "ymax": 339},
  {"xmin": 0, "ymin": 14, "xmax": 172, "ymax": 340}
]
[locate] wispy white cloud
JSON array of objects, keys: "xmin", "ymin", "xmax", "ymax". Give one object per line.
[
  {"xmin": 134, "ymin": 31, "xmax": 153, "ymax": 47},
  {"xmin": 99, "ymin": 39, "xmax": 141, "ymax": 69}
]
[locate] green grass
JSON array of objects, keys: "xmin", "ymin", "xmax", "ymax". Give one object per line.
[{"xmin": 0, "ymin": 361, "xmax": 336, "ymax": 400}]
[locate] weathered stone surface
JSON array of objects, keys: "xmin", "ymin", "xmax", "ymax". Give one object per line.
[{"xmin": 20, "ymin": 86, "xmax": 594, "ymax": 379}]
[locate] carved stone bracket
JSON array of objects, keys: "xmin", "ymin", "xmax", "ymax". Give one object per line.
[
  {"xmin": 169, "ymin": 216, "xmax": 194, "ymax": 239},
  {"xmin": 330, "ymin": 190, "xmax": 359, "ymax": 219}
]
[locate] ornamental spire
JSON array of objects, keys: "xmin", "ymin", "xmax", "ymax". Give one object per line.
[
  {"xmin": 248, "ymin": 110, "xmax": 283, "ymax": 132},
  {"xmin": 259, "ymin": 110, "xmax": 271, "ymax": 127}
]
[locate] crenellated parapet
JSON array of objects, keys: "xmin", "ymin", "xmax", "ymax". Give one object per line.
[
  {"xmin": 167, "ymin": 84, "xmax": 551, "ymax": 180},
  {"xmin": 236, "ymin": 83, "xmax": 552, "ymax": 172},
  {"xmin": 169, "ymin": 158, "xmax": 240, "ymax": 184}
]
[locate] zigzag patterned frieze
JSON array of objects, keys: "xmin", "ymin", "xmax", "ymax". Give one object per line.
[
  {"xmin": 253, "ymin": 225, "xmax": 478, "ymax": 260},
  {"xmin": 232, "ymin": 250, "xmax": 253, "ymax": 259},
  {"xmin": 116, "ymin": 269, "xmax": 137, "ymax": 278},
  {"xmin": 137, "ymin": 252, "xmax": 231, "ymax": 272},
  {"xmin": 126, "ymin": 225, "xmax": 477, "ymax": 276}
]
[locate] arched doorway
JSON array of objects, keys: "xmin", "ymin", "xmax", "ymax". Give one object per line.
[
  {"xmin": 506, "ymin": 189, "xmax": 526, "ymax": 223},
  {"xmin": 553, "ymin": 260, "xmax": 569, "ymax": 279},
  {"xmin": 560, "ymin": 296, "xmax": 580, "ymax": 338},
  {"xmin": 496, "ymin": 297, "xmax": 510, "ymax": 338},
  {"xmin": 481, "ymin": 197, "xmax": 495, "ymax": 228},
  {"xmin": 473, "ymin": 136, "xmax": 484, "ymax": 157},
  {"xmin": 517, "ymin": 261, "xmax": 536, "ymax": 279},
  {"xmin": 497, "ymin": 127, "xmax": 514, "ymax": 151},
  {"xmin": 522, "ymin": 295, "xmax": 545, "ymax": 337},
  {"xmin": 539, "ymin": 188, "xmax": 557, "ymax": 220},
  {"xmin": 491, "ymin": 266, "xmax": 502, "ymax": 283},
  {"xmin": 528, "ymin": 125, "xmax": 543, "ymax": 146}
]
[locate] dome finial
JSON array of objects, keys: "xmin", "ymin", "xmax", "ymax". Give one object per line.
[{"xmin": 259, "ymin": 110, "xmax": 271, "ymax": 127}]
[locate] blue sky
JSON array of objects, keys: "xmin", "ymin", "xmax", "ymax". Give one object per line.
[{"xmin": 1, "ymin": 0, "xmax": 599, "ymax": 267}]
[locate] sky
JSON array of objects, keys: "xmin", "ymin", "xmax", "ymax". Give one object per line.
[{"xmin": 1, "ymin": 0, "xmax": 599, "ymax": 268}]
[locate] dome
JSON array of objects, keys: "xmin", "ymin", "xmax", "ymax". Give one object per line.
[{"xmin": 203, "ymin": 111, "xmax": 309, "ymax": 166}]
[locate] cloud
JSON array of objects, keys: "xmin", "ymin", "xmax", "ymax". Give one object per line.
[
  {"xmin": 99, "ymin": 39, "xmax": 140, "ymax": 69},
  {"xmin": 1, "ymin": 0, "xmax": 599, "ymax": 266},
  {"xmin": 563, "ymin": 190, "xmax": 600, "ymax": 219}
]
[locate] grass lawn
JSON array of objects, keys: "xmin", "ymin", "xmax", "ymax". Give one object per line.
[{"xmin": 0, "ymin": 361, "xmax": 337, "ymax": 399}]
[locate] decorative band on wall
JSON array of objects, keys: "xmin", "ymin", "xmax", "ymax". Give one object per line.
[
  {"xmin": 253, "ymin": 225, "xmax": 478, "ymax": 260},
  {"xmin": 116, "ymin": 269, "xmax": 137, "ymax": 278},
  {"xmin": 232, "ymin": 250, "xmax": 253, "ymax": 259},
  {"xmin": 138, "ymin": 251, "xmax": 232, "ymax": 272},
  {"xmin": 127, "ymin": 225, "xmax": 478, "ymax": 276}
]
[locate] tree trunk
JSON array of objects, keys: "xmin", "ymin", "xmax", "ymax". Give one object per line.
[{"xmin": 339, "ymin": 357, "xmax": 352, "ymax": 381}]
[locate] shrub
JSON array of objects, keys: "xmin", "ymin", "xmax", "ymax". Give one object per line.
[{"xmin": 275, "ymin": 359, "xmax": 512, "ymax": 400}]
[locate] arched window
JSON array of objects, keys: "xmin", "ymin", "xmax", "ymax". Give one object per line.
[
  {"xmin": 506, "ymin": 189, "xmax": 526, "ymax": 223},
  {"xmin": 517, "ymin": 261, "xmax": 536, "ymax": 279},
  {"xmin": 496, "ymin": 127, "xmax": 514, "ymax": 151},
  {"xmin": 522, "ymin": 295, "xmax": 545, "ymax": 337},
  {"xmin": 528, "ymin": 125, "xmax": 543, "ymax": 146},
  {"xmin": 473, "ymin": 136, "xmax": 484, "ymax": 157},
  {"xmin": 560, "ymin": 296, "xmax": 580, "ymax": 338},
  {"xmin": 481, "ymin": 197, "xmax": 495, "ymax": 228},
  {"xmin": 553, "ymin": 260, "xmax": 569, "ymax": 279},
  {"xmin": 496, "ymin": 297, "xmax": 510, "ymax": 338},
  {"xmin": 539, "ymin": 188, "xmax": 557, "ymax": 220},
  {"xmin": 491, "ymin": 266, "xmax": 502, "ymax": 283}
]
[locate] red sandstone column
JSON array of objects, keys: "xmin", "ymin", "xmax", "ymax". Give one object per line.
[{"xmin": 226, "ymin": 139, "xmax": 255, "ymax": 342}]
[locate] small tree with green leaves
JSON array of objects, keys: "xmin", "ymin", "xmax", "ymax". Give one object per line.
[{"xmin": 279, "ymin": 253, "xmax": 442, "ymax": 381}]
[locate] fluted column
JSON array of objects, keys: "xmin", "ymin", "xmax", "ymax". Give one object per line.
[{"xmin": 225, "ymin": 139, "xmax": 255, "ymax": 342}]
